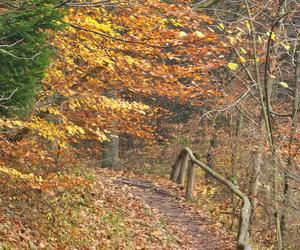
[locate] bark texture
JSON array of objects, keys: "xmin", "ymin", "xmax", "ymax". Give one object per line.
[{"xmin": 101, "ymin": 134, "xmax": 119, "ymax": 169}]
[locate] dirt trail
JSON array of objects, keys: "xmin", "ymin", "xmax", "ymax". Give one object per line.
[{"xmin": 113, "ymin": 177, "xmax": 234, "ymax": 250}]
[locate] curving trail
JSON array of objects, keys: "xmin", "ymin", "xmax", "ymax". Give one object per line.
[{"xmin": 113, "ymin": 177, "xmax": 234, "ymax": 250}]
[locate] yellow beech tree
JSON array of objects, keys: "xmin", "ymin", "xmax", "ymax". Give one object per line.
[{"xmin": 0, "ymin": 0, "xmax": 225, "ymax": 182}]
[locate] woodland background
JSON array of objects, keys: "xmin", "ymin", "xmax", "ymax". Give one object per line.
[{"xmin": 0, "ymin": 0, "xmax": 300, "ymax": 249}]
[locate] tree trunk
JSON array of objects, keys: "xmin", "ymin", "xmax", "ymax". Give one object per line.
[
  {"xmin": 206, "ymin": 136, "xmax": 217, "ymax": 179},
  {"xmin": 249, "ymin": 147, "xmax": 262, "ymax": 228},
  {"xmin": 231, "ymin": 112, "xmax": 243, "ymax": 185},
  {"xmin": 101, "ymin": 90, "xmax": 119, "ymax": 169},
  {"xmin": 101, "ymin": 134, "xmax": 119, "ymax": 169},
  {"xmin": 280, "ymin": 41, "xmax": 300, "ymax": 247},
  {"xmin": 230, "ymin": 111, "xmax": 243, "ymax": 230}
]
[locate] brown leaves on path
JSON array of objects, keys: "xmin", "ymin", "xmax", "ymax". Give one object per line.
[{"xmin": 97, "ymin": 169, "xmax": 235, "ymax": 250}]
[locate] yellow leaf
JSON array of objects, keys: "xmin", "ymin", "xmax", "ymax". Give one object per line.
[
  {"xmin": 178, "ymin": 31, "xmax": 187, "ymax": 37},
  {"xmin": 228, "ymin": 36, "xmax": 236, "ymax": 45},
  {"xmin": 170, "ymin": 19, "xmax": 183, "ymax": 27},
  {"xmin": 218, "ymin": 23, "xmax": 225, "ymax": 30},
  {"xmin": 279, "ymin": 82, "xmax": 289, "ymax": 88},
  {"xmin": 240, "ymin": 48, "xmax": 247, "ymax": 54},
  {"xmin": 239, "ymin": 56, "xmax": 246, "ymax": 63},
  {"xmin": 283, "ymin": 43, "xmax": 290, "ymax": 51},
  {"xmin": 271, "ymin": 32, "xmax": 276, "ymax": 41},
  {"xmin": 227, "ymin": 62, "xmax": 239, "ymax": 70},
  {"xmin": 125, "ymin": 55, "xmax": 136, "ymax": 65},
  {"xmin": 195, "ymin": 31, "xmax": 205, "ymax": 38},
  {"xmin": 245, "ymin": 20, "xmax": 251, "ymax": 32}
]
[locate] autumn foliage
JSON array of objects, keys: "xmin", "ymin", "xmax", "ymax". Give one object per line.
[
  {"xmin": 0, "ymin": 0, "xmax": 225, "ymax": 181},
  {"xmin": 5, "ymin": 0, "xmax": 300, "ymax": 249}
]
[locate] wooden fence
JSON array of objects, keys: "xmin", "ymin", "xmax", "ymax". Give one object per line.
[{"xmin": 170, "ymin": 147, "xmax": 252, "ymax": 250}]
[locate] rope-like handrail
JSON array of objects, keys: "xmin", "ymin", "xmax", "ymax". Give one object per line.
[{"xmin": 170, "ymin": 147, "xmax": 252, "ymax": 250}]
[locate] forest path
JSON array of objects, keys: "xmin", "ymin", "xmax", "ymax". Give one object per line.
[{"xmin": 107, "ymin": 175, "xmax": 234, "ymax": 250}]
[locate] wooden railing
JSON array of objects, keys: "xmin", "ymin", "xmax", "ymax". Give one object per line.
[{"xmin": 170, "ymin": 147, "xmax": 252, "ymax": 250}]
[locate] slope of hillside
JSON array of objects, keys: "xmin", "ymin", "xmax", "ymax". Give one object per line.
[{"xmin": 0, "ymin": 167, "xmax": 235, "ymax": 249}]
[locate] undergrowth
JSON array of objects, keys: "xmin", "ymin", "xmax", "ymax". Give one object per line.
[{"xmin": 0, "ymin": 165, "xmax": 180, "ymax": 249}]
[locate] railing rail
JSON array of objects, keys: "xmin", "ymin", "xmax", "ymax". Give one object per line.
[{"xmin": 170, "ymin": 147, "xmax": 252, "ymax": 250}]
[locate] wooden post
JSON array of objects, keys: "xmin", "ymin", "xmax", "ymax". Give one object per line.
[
  {"xmin": 177, "ymin": 152, "xmax": 189, "ymax": 185},
  {"xmin": 170, "ymin": 147, "xmax": 252, "ymax": 249},
  {"xmin": 170, "ymin": 154, "xmax": 182, "ymax": 182},
  {"xmin": 185, "ymin": 161, "xmax": 195, "ymax": 200}
]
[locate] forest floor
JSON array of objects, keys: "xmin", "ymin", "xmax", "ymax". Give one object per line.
[
  {"xmin": 0, "ymin": 167, "xmax": 236, "ymax": 249},
  {"xmin": 97, "ymin": 168, "xmax": 235, "ymax": 250}
]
